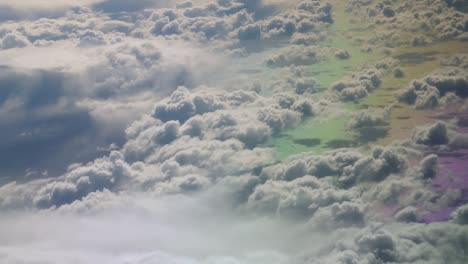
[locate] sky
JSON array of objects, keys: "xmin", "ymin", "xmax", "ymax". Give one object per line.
[{"xmin": 0, "ymin": 0, "xmax": 467, "ymax": 263}]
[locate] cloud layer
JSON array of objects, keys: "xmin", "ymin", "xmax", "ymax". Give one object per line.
[{"xmin": 0, "ymin": 0, "xmax": 468, "ymax": 263}]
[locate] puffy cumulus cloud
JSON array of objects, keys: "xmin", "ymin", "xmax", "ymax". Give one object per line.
[
  {"xmin": 259, "ymin": 145, "xmax": 412, "ymax": 186},
  {"xmin": 259, "ymin": 0, "xmax": 333, "ymax": 39},
  {"xmin": 307, "ymin": 222, "xmax": 468, "ymax": 264},
  {"xmin": 398, "ymin": 67, "xmax": 468, "ymax": 109},
  {"xmin": 418, "ymin": 154, "xmax": 439, "ymax": 179},
  {"xmin": 355, "ymin": 229, "xmax": 397, "ymax": 262},
  {"xmin": 0, "ymin": 133, "xmax": 267, "ymax": 210},
  {"xmin": 411, "ymin": 121, "xmax": 450, "ymax": 146},
  {"xmin": 339, "ymin": 146, "xmax": 410, "ymax": 186},
  {"xmin": 180, "ymin": 111, "xmax": 272, "ymax": 148},
  {"xmin": 441, "ymin": 53, "xmax": 468, "ymax": 69},
  {"xmin": 289, "ymin": 31, "xmax": 326, "ymax": 45},
  {"xmin": 306, "ymin": 199, "xmax": 367, "ymax": 230},
  {"xmin": 139, "ymin": 87, "xmax": 315, "ymax": 154},
  {"xmin": 409, "ymin": 121, "xmax": 468, "ymax": 149},
  {"xmin": 0, "ymin": 82, "xmax": 316, "ymax": 209},
  {"xmin": 344, "ymin": 0, "xmax": 468, "ymax": 46},
  {"xmin": 0, "ymin": 9, "xmax": 225, "ymax": 177},
  {"xmin": 1, "ymin": 114, "xmax": 467, "ymax": 264},
  {"xmin": 122, "ymin": 119, "xmax": 182, "ymax": 161},
  {"xmin": 451, "ymin": 203, "xmax": 468, "ymax": 224},
  {"xmin": 361, "ymin": 159, "xmax": 464, "ymax": 224},
  {"xmin": 0, "ymin": 1, "xmax": 329, "ymax": 208},
  {"xmin": 264, "ymin": 45, "xmax": 347, "ymax": 68},
  {"xmin": 0, "ymin": 32, "xmax": 30, "ymax": 49},
  {"xmin": 144, "ymin": 137, "xmax": 276, "ymax": 179},
  {"xmin": 293, "ymin": 77, "xmax": 318, "ymax": 94},
  {"xmin": 260, "ymin": 149, "xmax": 364, "ymax": 181},
  {"xmin": 0, "ymin": 151, "xmax": 141, "ymax": 209},
  {"xmin": 348, "ymin": 106, "xmax": 390, "ymax": 129},
  {"xmin": 0, "ymin": 0, "xmax": 336, "ymax": 74},
  {"xmin": 141, "ymin": 0, "xmax": 335, "ymax": 52},
  {"xmin": 269, "ymin": 66, "xmax": 319, "ymax": 95},
  {"xmin": 2, "ymin": 0, "xmax": 468, "ymax": 263},
  {"xmin": 82, "ymin": 41, "xmax": 222, "ymax": 98},
  {"xmin": 0, "ymin": 7, "xmax": 114, "ymax": 45},
  {"xmin": 246, "ymin": 176, "xmax": 358, "ymax": 218},
  {"xmin": 394, "ymin": 206, "xmax": 419, "ymax": 222},
  {"xmin": 255, "ymin": 140, "xmax": 458, "ymax": 224},
  {"xmin": 329, "ymin": 66, "xmax": 385, "ymax": 102},
  {"xmin": 153, "ymin": 86, "xmax": 227, "ymax": 123}
]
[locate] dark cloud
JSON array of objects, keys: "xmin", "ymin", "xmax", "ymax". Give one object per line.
[
  {"xmin": 357, "ymin": 229, "xmax": 397, "ymax": 262},
  {"xmin": 419, "ymin": 154, "xmax": 439, "ymax": 179},
  {"xmin": 237, "ymin": 24, "xmax": 262, "ymax": 40},
  {"xmin": 452, "ymin": 204, "xmax": 468, "ymax": 224},
  {"xmin": 335, "ymin": 50, "xmax": 350, "ymax": 60},
  {"xmin": 398, "ymin": 66, "xmax": 468, "ymax": 110},
  {"xmin": 411, "ymin": 122, "xmax": 449, "ymax": 146},
  {"xmin": 0, "ymin": 67, "xmax": 107, "ymax": 179},
  {"xmin": 393, "ymin": 67, "xmax": 404, "ymax": 78}
]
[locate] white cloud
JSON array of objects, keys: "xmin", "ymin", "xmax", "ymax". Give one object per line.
[{"xmin": 1, "ymin": 0, "xmax": 468, "ymax": 263}]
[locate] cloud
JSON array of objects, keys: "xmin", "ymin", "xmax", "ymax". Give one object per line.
[
  {"xmin": 398, "ymin": 67, "xmax": 468, "ymax": 109},
  {"xmin": 418, "ymin": 154, "xmax": 439, "ymax": 179},
  {"xmin": 237, "ymin": 24, "xmax": 262, "ymax": 40},
  {"xmin": 356, "ymin": 229, "xmax": 397, "ymax": 262},
  {"xmin": 0, "ymin": 32, "xmax": 30, "ymax": 49},
  {"xmin": 348, "ymin": 107, "xmax": 390, "ymax": 129},
  {"xmin": 0, "ymin": 0, "xmax": 467, "ymax": 263},
  {"xmin": 0, "ymin": 0, "xmax": 101, "ymax": 21},
  {"xmin": 330, "ymin": 66, "xmax": 385, "ymax": 102},
  {"xmin": 441, "ymin": 54, "xmax": 468, "ymax": 69},
  {"xmin": 451, "ymin": 204, "xmax": 468, "ymax": 225},
  {"xmin": 394, "ymin": 206, "xmax": 418, "ymax": 222},
  {"xmin": 0, "ymin": 192, "xmax": 300, "ymax": 264},
  {"xmin": 0, "ymin": 14, "xmax": 226, "ymax": 177},
  {"xmin": 411, "ymin": 121, "xmax": 450, "ymax": 146},
  {"xmin": 246, "ymin": 175, "xmax": 357, "ymax": 218},
  {"xmin": 265, "ymin": 45, "xmax": 347, "ymax": 68},
  {"xmin": 345, "ymin": 0, "xmax": 468, "ymax": 46},
  {"xmin": 153, "ymin": 87, "xmax": 227, "ymax": 123},
  {"xmin": 290, "ymin": 32, "xmax": 325, "ymax": 45}
]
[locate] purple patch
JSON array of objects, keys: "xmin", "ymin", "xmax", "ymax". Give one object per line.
[
  {"xmin": 435, "ymin": 149, "xmax": 468, "ymax": 190},
  {"xmin": 419, "ymin": 206, "xmax": 457, "ymax": 223}
]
